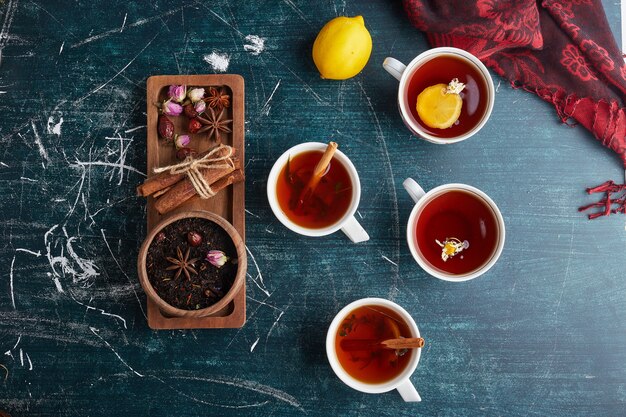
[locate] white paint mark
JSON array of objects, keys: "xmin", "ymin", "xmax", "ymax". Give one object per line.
[
  {"xmin": 101, "ymin": 229, "xmax": 147, "ymax": 319},
  {"xmin": 0, "ymin": 162, "xmax": 8, "ymax": 167},
  {"xmin": 15, "ymin": 248, "xmax": 41, "ymax": 257},
  {"xmin": 0, "ymin": 0, "xmax": 19, "ymax": 66},
  {"xmin": 496, "ymin": 80, "xmax": 501, "ymax": 93},
  {"xmin": 31, "ymin": 121, "xmax": 49, "ymax": 167},
  {"xmin": 120, "ymin": 13, "xmax": 127, "ymax": 32},
  {"xmin": 19, "ymin": 348, "xmax": 23, "ymax": 366},
  {"xmin": 124, "ymin": 125, "xmax": 146, "ymax": 133},
  {"xmin": 69, "ymin": 291, "xmax": 127, "ymax": 329},
  {"xmin": 265, "ymin": 311, "xmax": 284, "ymax": 344},
  {"xmin": 170, "ymin": 375, "xmax": 303, "ymax": 411},
  {"xmin": 357, "ymin": 210, "xmax": 363, "ymax": 219},
  {"xmin": 244, "ymin": 209, "xmax": 260, "ymax": 218},
  {"xmin": 12, "ymin": 335, "xmax": 21, "ymax": 349},
  {"xmin": 4, "ymin": 351, "xmax": 12, "ymax": 359},
  {"xmin": 71, "ymin": 135, "xmax": 145, "ymax": 188},
  {"xmin": 245, "ymin": 246, "xmax": 270, "ymax": 297},
  {"xmin": 381, "ymin": 255, "xmax": 398, "ymax": 267},
  {"xmin": 47, "ymin": 116, "xmax": 63, "ymax": 136},
  {"xmin": 260, "ymin": 79, "xmax": 281, "ymax": 116},
  {"xmin": 585, "ymin": 374, "xmax": 596, "ymax": 379},
  {"xmin": 65, "ymin": 235, "xmax": 100, "ymax": 285},
  {"xmin": 268, "ymin": 54, "xmax": 329, "ymax": 106},
  {"xmin": 151, "ymin": 375, "xmax": 269, "ymax": 409},
  {"xmin": 9, "ymin": 255, "xmax": 16, "ymax": 308},
  {"xmin": 44, "ymin": 224, "xmax": 100, "ymax": 292},
  {"xmin": 90, "ymin": 327, "xmax": 144, "ymax": 377},
  {"xmin": 358, "ymin": 81, "xmax": 400, "ymax": 300},
  {"xmin": 247, "ymin": 295, "xmax": 282, "ymax": 312},
  {"xmin": 76, "ymin": 33, "xmax": 158, "ymax": 103},
  {"xmin": 71, "ymin": 7, "xmax": 182, "ymax": 48},
  {"xmin": 25, "ymin": 352, "xmax": 32, "ymax": 370},
  {"xmin": 244, "ymin": 34, "xmax": 265, "ymax": 55},
  {"xmin": 282, "ymin": 0, "xmax": 311, "ymax": 26},
  {"xmin": 205, "ymin": 8, "xmax": 244, "ymax": 37},
  {"xmin": 20, "ymin": 176, "xmax": 37, "ymax": 182},
  {"xmin": 58, "ymin": 41, "xmax": 64, "ymax": 55},
  {"xmin": 250, "ymin": 337, "xmax": 260, "ymax": 352},
  {"xmin": 203, "ymin": 51, "xmax": 230, "ymax": 73},
  {"xmin": 72, "ymin": 160, "xmax": 145, "ymax": 179}
]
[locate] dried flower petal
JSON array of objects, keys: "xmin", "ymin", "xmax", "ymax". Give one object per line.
[
  {"xmin": 194, "ymin": 100, "xmax": 206, "ymax": 114},
  {"xmin": 168, "ymin": 85, "xmax": 187, "ymax": 103},
  {"xmin": 175, "ymin": 134, "xmax": 191, "ymax": 149},
  {"xmin": 206, "ymin": 250, "xmax": 229, "ymax": 268},
  {"xmin": 188, "ymin": 87, "xmax": 205, "ymax": 103},
  {"xmin": 435, "ymin": 237, "xmax": 469, "ymax": 262},
  {"xmin": 162, "ymin": 100, "xmax": 183, "ymax": 116}
]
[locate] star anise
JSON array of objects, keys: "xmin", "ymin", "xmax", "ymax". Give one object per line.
[
  {"xmin": 166, "ymin": 246, "xmax": 200, "ymax": 280},
  {"xmin": 196, "ymin": 107, "xmax": 232, "ymax": 143},
  {"xmin": 205, "ymin": 86, "xmax": 230, "ymax": 110}
]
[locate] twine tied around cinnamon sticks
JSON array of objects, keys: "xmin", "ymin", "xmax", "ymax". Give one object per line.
[{"xmin": 153, "ymin": 145, "xmax": 235, "ymax": 199}]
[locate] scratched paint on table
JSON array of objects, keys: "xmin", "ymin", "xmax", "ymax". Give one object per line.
[{"xmin": 0, "ymin": 1, "xmax": 625, "ymax": 416}]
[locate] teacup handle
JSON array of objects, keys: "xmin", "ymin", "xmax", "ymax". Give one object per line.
[
  {"xmin": 341, "ymin": 216, "xmax": 369, "ymax": 243},
  {"xmin": 403, "ymin": 178, "xmax": 426, "ymax": 203},
  {"xmin": 383, "ymin": 57, "xmax": 407, "ymax": 81},
  {"xmin": 397, "ymin": 379, "xmax": 421, "ymax": 402}
]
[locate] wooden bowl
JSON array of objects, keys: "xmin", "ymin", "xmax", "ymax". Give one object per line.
[{"xmin": 137, "ymin": 210, "xmax": 246, "ymax": 318}]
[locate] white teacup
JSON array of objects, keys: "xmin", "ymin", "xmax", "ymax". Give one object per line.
[
  {"xmin": 383, "ymin": 47, "xmax": 495, "ymax": 144},
  {"xmin": 404, "ymin": 178, "xmax": 505, "ymax": 281},
  {"xmin": 267, "ymin": 142, "xmax": 369, "ymax": 243},
  {"xmin": 326, "ymin": 298, "xmax": 422, "ymax": 402}
]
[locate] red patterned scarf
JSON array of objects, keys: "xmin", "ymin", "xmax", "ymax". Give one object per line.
[{"xmin": 403, "ymin": 0, "xmax": 626, "ymax": 218}]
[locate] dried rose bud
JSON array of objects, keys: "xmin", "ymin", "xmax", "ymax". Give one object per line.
[
  {"xmin": 168, "ymin": 85, "xmax": 187, "ymax": 103},
  {"xmin": 162, "ymin": 100, "xmax": 183, "ymax": 116},
  {"xmin": 175, "ymin": 134, "xmax": 191, "ymax": 149},
  {"xmin": 187, "ymin": 231, "xmax": 202, "ymax": 247},
  {"xmin": 183, "ymin": 103, "xmax": 197, "ymax": 119},
  {"xmin": 188, "ymin": 118, "xmax": 202, "ymax": 134},
  {"xmin": 187, "ymin": 87, "xmax": 205, "ymax": 103},
  {"xmin": 194, "ymin": 100, "xmax": 206, "ymax": 114},
  {"xmin": 176, "ymin": 147, "xmax": 197, "ymax": 160},
  {"xmin": 206, "ymin": 250, "xmax": 228, "ymax": 268},
  {"xmin": 155, "ymin": 231, "xmax": 166, "ymax": 243},
  {"xmin": 158, "ymin": 114, "xmax": 175, "ymax": 141}
]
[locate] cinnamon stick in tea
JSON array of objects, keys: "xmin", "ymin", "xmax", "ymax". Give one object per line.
[
  {"xmin": 136, "ymin": 145, "xmax": 236, "ymax": 197},
  {"xmin": 297, "ymin": 141, "xmax": 338, "ymax": 208},
  {"xmin": 154, "ymin": 158, "xmax": 241, "ymax": 215}
]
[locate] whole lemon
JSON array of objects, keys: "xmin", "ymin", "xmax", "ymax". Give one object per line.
[{"xmin": 312, "ymin": 16, "xmax": 372, "ymax": 80}]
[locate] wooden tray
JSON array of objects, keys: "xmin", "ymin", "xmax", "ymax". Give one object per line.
[{"xmin": 145, "ymin": 74, "xmax": 245, "ymax": 329}]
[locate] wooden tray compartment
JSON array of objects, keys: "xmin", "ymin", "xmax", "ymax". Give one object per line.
[{"xmin": 145, "ymin": 74, "xmax": 245, "ymax": 329}]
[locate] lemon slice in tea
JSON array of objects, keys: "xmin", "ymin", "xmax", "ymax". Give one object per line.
[{"xmin": 416, "ymin": 79, "xmax": 465, "ymax": 129}]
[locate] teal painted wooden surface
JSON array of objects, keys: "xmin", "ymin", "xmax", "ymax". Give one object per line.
[{"xmin": 1, "ymin": 1, "xmax": 625, "ymax": 416}]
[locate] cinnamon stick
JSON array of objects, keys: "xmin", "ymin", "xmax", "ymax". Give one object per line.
[
  {"xmin": 154, "ymin": 159, "xmax": 241, "ymax": 214},
  {"xmin": 297, "ymin": 141, "xmax": 338, "ymax": 208},
  {"xmin": 340, "ymin": 337, "xmax": 425, "ymax": 352},
  {"xmin": 183, "ymin": 169, "xmax": 245, "ymax": 210},
  {"xmin": 136, "ymin": 145, "xmax": 236, "ymax": 197}
]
